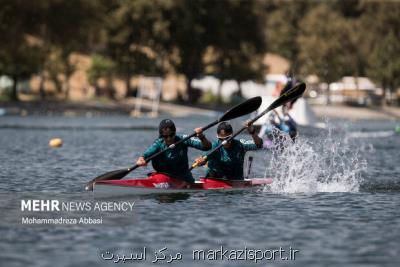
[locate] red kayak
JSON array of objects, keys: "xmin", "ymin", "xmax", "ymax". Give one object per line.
[{"xmin": 93, "ymin": 173, "xmax": 273, "ymax": 197}]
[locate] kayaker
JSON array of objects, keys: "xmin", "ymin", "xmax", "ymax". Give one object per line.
[
  {"xmin": 194, "ymin": 121, "xmax": 263, "ymax": 180},
  {"xmin": 260, "ymin": 109, "xmax": 297, "ymax": 143},
  {"xmin": 136, "ymin": 119, "xmax": 211, "ymax": 185},
  {"xmin": 260, "ymin": 75, "xmax": 299, "ymax": 144}
]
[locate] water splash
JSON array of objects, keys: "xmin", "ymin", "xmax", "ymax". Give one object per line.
[
  {"xmin": 347, "ymin": 130, "xmax": 394, "ymax": 139},
  {"xmin": 263, "ymin": 126, "xmax": 367, "ymax": 193}
]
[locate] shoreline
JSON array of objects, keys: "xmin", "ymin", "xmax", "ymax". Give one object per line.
[
  {"xmin": 0, "ymin": 98, "xmax": 218, "ymax": 118},
  {"xmin": 311, "ymin": 105, "xmax": 400, "ymax": 121},
  {"xmin": 1, "ymin": 99, "xmax": 400, "ymax": 121}
]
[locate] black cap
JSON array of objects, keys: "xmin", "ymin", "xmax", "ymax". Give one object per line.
[
  {"xmin": 217, "ymin": 121, "xmax": 233, "ymax": 134},
  {"xmin": 159, "ymin": 119, "xmax": 176, "ymax": 134}
]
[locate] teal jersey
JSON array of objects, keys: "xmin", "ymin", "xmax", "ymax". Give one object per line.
[
  {"xmin": 142, "ymin": 134, "xmax": 208, "ymax": 182},
  {"xmin": 206, "ymin": 138, "xmax": 261, "ymax": 180}
]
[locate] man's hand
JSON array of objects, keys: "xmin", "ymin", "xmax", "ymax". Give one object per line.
[
  {"xmin": 136, "ymin": 156, "xmax": 147, "ymax": 166},
  {"xmin": 194, "ymin": 156, "xmax": 207, "ymax": 166},
  {"xmin": 195, "ymin": 127, "xmax": 205, "ymax": 139},
  {"xmin": 245, "ymin": 120, "xmax": 256, "ymax": 135}
]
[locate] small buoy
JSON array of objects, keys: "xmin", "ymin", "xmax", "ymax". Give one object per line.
[{"xmin": 49, "ymin": 138, "xmax": 63, "ymax": 148}]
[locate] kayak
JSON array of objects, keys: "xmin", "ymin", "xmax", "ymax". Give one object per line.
[{"xmin": 93, "ymin": 173, "xmax": 273, "ymax": 197}]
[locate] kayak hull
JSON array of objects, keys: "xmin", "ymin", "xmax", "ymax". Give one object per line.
[{"xmin": 93, "ymin": 174, "xmax": 273, "ymax": 197}]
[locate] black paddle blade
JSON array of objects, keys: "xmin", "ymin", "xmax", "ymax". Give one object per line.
[
  {"xmin": 267, "ymin": 82, "xmax": 306, "ymax": 112},
  {"xmin": 219, "ymin": 96, "xmax": 262, "ymax": 121},
  {"xmin": 85, "ymin": 168, "xmax": 131, "ymax": 191}
]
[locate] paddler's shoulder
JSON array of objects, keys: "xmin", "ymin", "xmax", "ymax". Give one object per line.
[
  {"xmin": 173, "ymin": 134, "xmax": 190, "ymax": 145},
  {"xmin": 153, "ymin": 137, "xmax": 164, "ymax": 145},
  {"xmin": 177, "ymin": 134, "xmax": 201, "ymax": 143},
  {"xmin": 238, "ymin": 139, "xmax": 254, "ymax": 146},
  {"xmin": 176, "ymin": 134, "xmax": 186, "ymax": 141},
  {"xmin": 211, "ymin": 138, "xmax": 241, "ymax": 148}
]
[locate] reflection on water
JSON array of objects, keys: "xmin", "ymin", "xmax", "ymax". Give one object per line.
[
  {"xmin": 0, "ymin": 115, "xmax": 400, "ymax": 266},
  {"xmin": 154, "ymin": 193, "xmax": 191, "ymax": 203}
]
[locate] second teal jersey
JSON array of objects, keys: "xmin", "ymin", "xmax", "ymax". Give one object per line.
[{"xmin": 206, "ymin": 138, "xmax": 262, "ymax": 180}]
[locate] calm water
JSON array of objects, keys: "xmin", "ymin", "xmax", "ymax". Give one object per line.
[{"xmin": 0, "ymin": 115, "xmax": 399, "ymax": 267}]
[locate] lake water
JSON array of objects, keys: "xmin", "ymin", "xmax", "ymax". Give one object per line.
[{"xmin": 0, "ymin": 115, "xmax": 399, "ymax": 267}]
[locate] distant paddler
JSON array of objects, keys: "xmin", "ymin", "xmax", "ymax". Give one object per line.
[
  {"xmin": 260, "ymin": 109, "xmax": 297, "ymax": 143},
  {"xmin": 260, "ymin": 75, "xmax": 301, "ymax": 146}
]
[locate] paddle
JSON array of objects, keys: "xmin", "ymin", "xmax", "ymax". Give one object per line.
[
  {"xmin": 190, "ymin": 82, "xmax": 306, "ymax": 170},
  {"xmin": 85, "ymin": 96, "xmax": 262, "ymax": 191}
]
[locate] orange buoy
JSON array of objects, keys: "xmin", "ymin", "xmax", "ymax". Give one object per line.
[{"xmin": 49, "ymin": 138, "xmax": 63, "ymax": 148}]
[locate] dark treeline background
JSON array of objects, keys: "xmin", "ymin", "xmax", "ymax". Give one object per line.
[{"xmin": 0, "ymin": 0, "xmax": 399, "ymax": 104}]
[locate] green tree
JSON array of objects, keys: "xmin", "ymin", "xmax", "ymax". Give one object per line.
[
  {"xmin": 0, "ymin": 42, "xmax": 42, "ymax": 101},
  {"xmin": 264, "ymin": 0, "xmax": 311, "ymax": 72},
  {"xmin": 297, "ymin": 4, "xmax": 351, "ymax": 104},
  {"xmin": 32, "ymin": 0, "xmax": 105, "ymax": 99},
  {"xmin": 205, "ymin": 0, "xmax": 266, "ymax": 103},
  {"xmin": 367, "ymin": 31, "xmax": 400, "ymax": 103},
  {"xmin": 0, "ymin": 1, "xmax": 43, "ymax": 101},
  {"xmin": 359, "ymin": 1, "xmax": 400, "ymax": 104},
  {"xmin": 166, "ymin": 0, "xmax": 211, "ymax": 102},
  {"xmin": 87, "ymin": 54, "xmax": 116, "ymax": 98},
  {"xmin": 105, "ymin": 0, "xmax": 171, "ymax": 97}
]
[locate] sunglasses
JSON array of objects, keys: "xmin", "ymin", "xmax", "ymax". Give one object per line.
[
  {"xmin": 217, "ymin": 134, "xmax": 232, "ymax": 141},
  {"xmin": 161, "ymin": 132, "xmax": 175, "ymax": 138}
]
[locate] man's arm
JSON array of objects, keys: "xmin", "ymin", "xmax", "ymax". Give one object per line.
[
  {"xmin": 136, "ymin": 141, "xmax": 161, "ymax": 166},
  {"xmin": 246, "ymin": 121, "xmax": 262, "ymax": 148},
  {"xmin": 185, "ymin": 128, "xmax": 212, "ymax": 150}
]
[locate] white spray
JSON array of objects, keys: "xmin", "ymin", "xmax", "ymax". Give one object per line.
[{"xmin": 263, "ymin": 127, "xmax": 367, "ymax": 193}]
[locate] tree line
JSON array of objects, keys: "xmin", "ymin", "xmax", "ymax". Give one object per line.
[{"xmin": 0, "ymin": 0, "xmax": 399, "ymax": 104}]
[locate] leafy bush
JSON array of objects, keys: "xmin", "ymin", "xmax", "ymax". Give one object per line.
[{"xmin": 199, "ymin": 90, "xmax": 218, "ymax": 104}]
